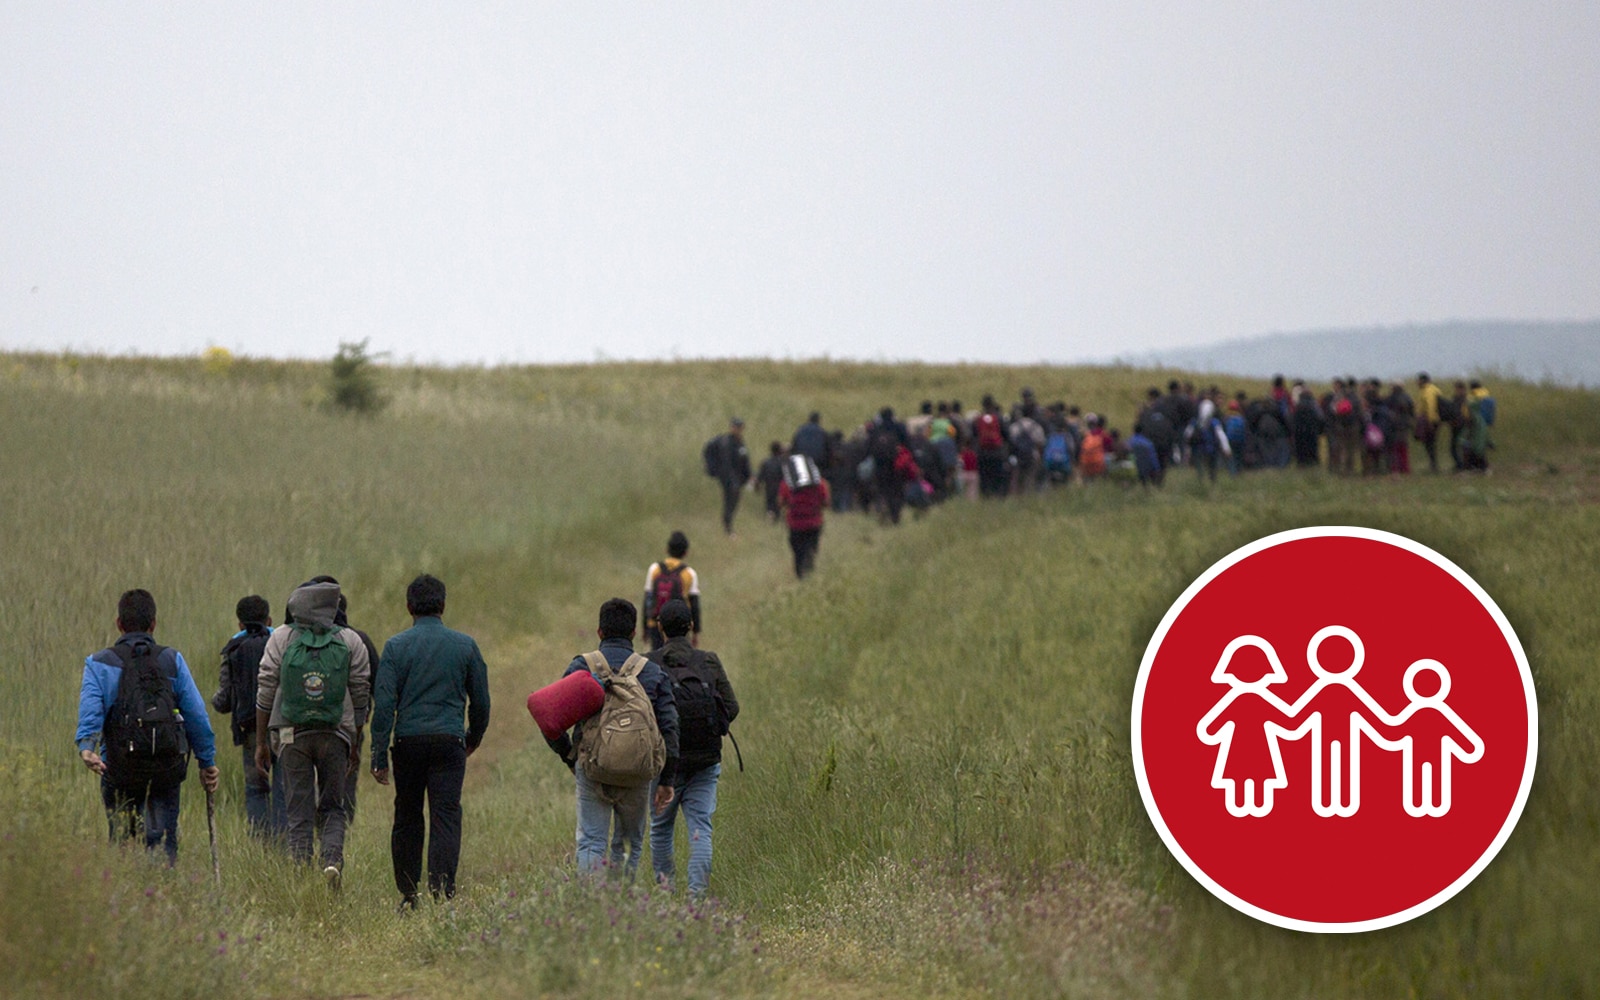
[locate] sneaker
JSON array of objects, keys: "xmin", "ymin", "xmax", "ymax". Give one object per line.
[{"xmin": 323, "ymin": 865, "xmax": 341, "ymax": 890}]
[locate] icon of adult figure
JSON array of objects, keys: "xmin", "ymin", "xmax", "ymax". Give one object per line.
[
  {"xmin": 254, "ymin": 579, "xmax": 372, "ymax": 886},
  {"xmin": 547, "ymin": 598, "xmax": 679, "ymax": 878},
  {"xmin": 647, "ymin": 599, "xmax": 739, "ymax": 898},
  {"xmin": 369, "ymin": 574, "xmax": 491, "ymax": 908},
  {"xmin": 76, "ymin": 588, "xmax": 220, "ymax": 865},
  {"xmin": 1275, "ymin": 625, "xmax": 1401, "ymax": 818},
  {"xmin": 1366, "ymin": 659, "xmax": 1484, "ymax": 817},
  {"xmin": 707, "ymin": 418, "xmax": 752, "ymax": 537},
  {"xmin": 1196, "ymin": 636, "xmax": 1297, "ymax": 817}
]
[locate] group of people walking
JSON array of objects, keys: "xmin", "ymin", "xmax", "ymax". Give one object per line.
[
  {"xmin": 708, "ymin": 373, "xmax": 1501, "ymax": 544},
  {"xmin": 77, "ymin": 565, "xmax": 739, "ymax": 904},
  {"xmin": 78, "ymin": 576, "xmax": 489, "ymax": 906}
]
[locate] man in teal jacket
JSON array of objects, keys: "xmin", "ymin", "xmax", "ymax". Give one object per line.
[{"xmin": 369, "ymin": 574, "xmax": 491, "ymax": 908}]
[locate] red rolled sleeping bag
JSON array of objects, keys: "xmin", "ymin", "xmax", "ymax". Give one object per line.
[{"xmin": 527, "ymin": 669, "xmax": 606, "ymax": 740}]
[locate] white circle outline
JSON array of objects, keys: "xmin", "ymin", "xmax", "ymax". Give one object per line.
[{"xmin": 1130, "ymin": 525, "xmax": 1538, "ymax": 933}]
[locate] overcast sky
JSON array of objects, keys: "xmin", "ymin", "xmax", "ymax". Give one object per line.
[{"xmin": 3, "ymin": 4, "xmax": 1597, "ymax": 366}]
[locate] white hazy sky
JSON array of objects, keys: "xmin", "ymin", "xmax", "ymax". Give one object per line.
[{"xmin": 3, "ymin": 4, "xmax": 1597, "ymax": 366}]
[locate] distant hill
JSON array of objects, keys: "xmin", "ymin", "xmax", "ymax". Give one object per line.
[{"xmin": 1111, "ymin": 320, "xmax": 1600, "ymax": 387}]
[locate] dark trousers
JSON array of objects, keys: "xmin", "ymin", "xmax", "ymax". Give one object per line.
[
  {"xmin": 977, "ymin": 452, "xmax": 1009, "ymax": 497},
  {"xmin": 788, "ymin": 527, "xmax": 821, "ymax": 578},
  {"xmin": 719, "ymin": 479, "xmax": 742, "ymax": 534},
  {"xmin": 391, "ymin": 736, "xmax": 468, "ymax": 900},
  {"xmin": 280, "ymin": 729, "xmax": 349, "ymax": 868},
  {"xmin": 874, "ymin": 471, "xmax": 904, "ymax": 523},
  {"xmin": 101, "ymin": 774, "xmax": 181, "ymax": 865}
]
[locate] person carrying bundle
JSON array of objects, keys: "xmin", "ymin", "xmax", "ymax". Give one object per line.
[{"xmin": 778, "ymin": 453, "xmax": 831, "ymax": 579}]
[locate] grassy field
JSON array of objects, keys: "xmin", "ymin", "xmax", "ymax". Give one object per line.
[{"xmin": 2, "ymin": 351, "xmax": 1598, "ymax": 998}]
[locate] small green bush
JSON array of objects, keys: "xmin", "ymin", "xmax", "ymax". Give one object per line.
[{"xmin": 327, "ymin": 340, "xmax": 386, "ymax": 414}]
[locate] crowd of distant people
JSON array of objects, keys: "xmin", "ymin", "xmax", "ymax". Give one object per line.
[{"xmin": 703, "ymin": 373, "xmax": 1500, "ymax": 549}]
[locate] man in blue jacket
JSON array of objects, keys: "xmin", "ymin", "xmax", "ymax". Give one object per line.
[
  {"xmin": 369, "ymin": 574, "xmax": 490, "ymax": 908},
  {"xmin": 75, "ymin": 588, "xmax": 219, "ymax": 865},
  {"xmin": 546, "ymin": 598, "xmax": 678, "ymax": 877}
]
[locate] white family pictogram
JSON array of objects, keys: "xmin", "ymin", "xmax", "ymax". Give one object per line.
[{"xmin": 1195, "ymin": 626, "xmax": 1484, "ymax": 819}]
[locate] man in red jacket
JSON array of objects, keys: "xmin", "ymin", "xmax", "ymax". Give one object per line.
[{"xmin": 777, "ymin": 455, "xmax": 831, "ymax": 579}]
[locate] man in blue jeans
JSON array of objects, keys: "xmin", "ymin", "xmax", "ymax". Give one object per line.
[
  {"xmin": 76, "ymin": 588, "xmax": 220, "ymax": 865},
  {"xmin": 370, "ymin": 574, "xmax": 491, "ymax": 908},
  {"xmin": 546, "ymin": 598, "xmax": 677, "ymax": 877},
  {"xmin": 646, "ymin": 600, "xmax": 738, "ymax": 898}
]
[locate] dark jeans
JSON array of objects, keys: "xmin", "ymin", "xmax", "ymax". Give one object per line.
[
  {"xmin": 391, "ymin": 736, "xmax": 468, "ymax": 900},
  {"xmin": 788, "ymin": 527, "xmax": 821, "ymax": 578},
  {"xmin": 239, "ymin": 740, "xmax": 278, "ymax": 836},
  {"xmin": 977, "ymin": 452, "xmax": 1009, "ymax": 497},
  {"xmin": 102, "ymin": 774, "xmax": 182, "ymax": 865},
  {"xmin": 279, "ymin": 729, "xmax": 349, "ymax": 868},
  {"xmin": 719, "ymin": 479, "xmax": 743, "ymax": 534}
]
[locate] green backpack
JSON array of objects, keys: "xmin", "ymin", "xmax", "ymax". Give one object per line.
[{"xmin": 278, "ymin": 625, "xmax": 350, "ymax": 728}]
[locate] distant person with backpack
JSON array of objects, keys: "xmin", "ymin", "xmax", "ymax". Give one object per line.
[
  {"xmin": 972, "ymin": 395, "xmax": 1010, "ymax": 498},
  {"xmin": 1187, "ymin": 390, "xmax": 1232, "ymax": 483},
  {"xmin": 646, "ymin": 600, "xmax": 739, "ymax": 899},
  {"xmin": 778, "ymin": 453, "xmax": 831, "ymax": 578},
  {"xmin": 643, "ymin": 531, "xmax": 701, "ymax": 651},
  {"xmin": 1414, "ymin": 372, "xmax": 1444, "ymax": 472},
  {"xmin": 254, "ymin": 579, "xmax": 372, "ymax": 887},
  {"xmin": 1463, "ymin": 380, "xmax": 1495, "ymax": 472},
  {"xmin": 869, "ymin": 407, "xmax": 910, "ymax": 523},
  {"xmin": 75, "ymin": 588, "xmax": 219, "ymax": 866},
  {"xmin": 703, "ymin": 418, "xmax": 752, "ymax": 537},
  {"xmin": 369, "ymin": 574, "xmax": 491, "ymax": 907},
  {"xmin": 1445, "ymin": 381, "xmax": 1471, "ymax": 471},
  {"xmin": 212, "ymin": 594, "xmax": 281, "ymax": 838},
  {"xmin": 1291, "ymin": 389, "xmax": 1325, "ymax": 468},
  {"xmin": 1135, "ymin": 389, "xmax": 1176, "ymax": 484},
  {"xmin": 546, "ymin": 598, "xmax": 679, "ymax": 878}
]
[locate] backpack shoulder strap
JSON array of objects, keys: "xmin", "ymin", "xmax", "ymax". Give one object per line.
[
  {"xmin": 618, "ymin": 652, "xmax": 650, "ymax": 681},
  {"xmin": 581, "ymin": 650, "xmax": 609, "ymax": 679}
]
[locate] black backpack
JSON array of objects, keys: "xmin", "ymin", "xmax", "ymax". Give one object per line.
[
  {"xmin": 666, "ymin": 650, "xmax": 730, "ymax": 758},
  {"xmin": 103, "ymin": 641, "xmax": 189, "ymax": 786},
  {"xmin": 702, "ymin": 436, "xmax": 725, "ymax": 479}
]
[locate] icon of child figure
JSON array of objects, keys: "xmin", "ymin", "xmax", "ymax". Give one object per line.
[{"xmin": 1196, "ymin": 626, "xmax": 1484, "ymax": 819}]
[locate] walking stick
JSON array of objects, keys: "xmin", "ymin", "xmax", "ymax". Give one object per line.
[{"xmin": 206, "ymin": 787, "xmax": 221, "ymax": 885}]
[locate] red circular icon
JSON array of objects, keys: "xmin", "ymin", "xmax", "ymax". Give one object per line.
[{"xmin": 1132, "ymin": 527, "xmax": 1536, "ymax": 932}]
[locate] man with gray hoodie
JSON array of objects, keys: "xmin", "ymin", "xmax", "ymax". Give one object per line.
[{"xmin": 254, "ymin": 579, "xmax": 372, "ymax": 886}]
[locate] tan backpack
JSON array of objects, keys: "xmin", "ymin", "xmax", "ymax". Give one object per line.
[{"xmin": 576, "ymin": 651, "xmax": 665, "ymax": 786}]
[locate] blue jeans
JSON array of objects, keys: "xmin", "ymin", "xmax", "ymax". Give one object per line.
[
  {"xmin": 575, "ymin": 763, "xmax": 650, "ymax": 877},
  {"xmin": 101, "ymin": 775, "xmax": 182, "ymax": 865},
  {"xmin": 651, "ymin": 763, "xmax": 720, "ymax": 896},
  {"xmin": 240, "ymin": 741, "xmax": 277, "ymax": 836}
]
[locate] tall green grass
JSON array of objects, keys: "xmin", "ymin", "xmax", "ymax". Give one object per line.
[{"xmin": 2, "ymin": 351, "xmax": 1597, "ymax": 998}]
